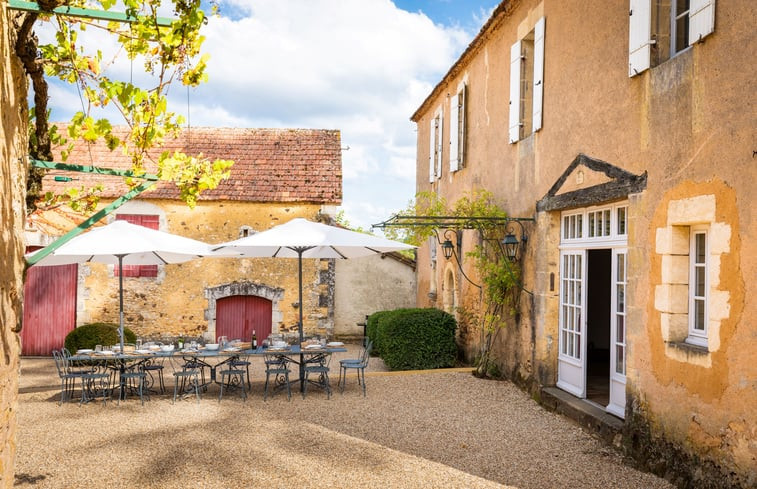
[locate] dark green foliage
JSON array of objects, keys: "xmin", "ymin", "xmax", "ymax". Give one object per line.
[
  {"xmin": 369, "ymin": 308, "xmax": 457, "ymax": 371},
  {"xmin": 63, "ymin": 322, "xmax": 136, "ymax": 351}
]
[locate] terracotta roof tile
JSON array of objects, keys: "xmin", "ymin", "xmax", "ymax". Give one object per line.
[{"xmin": 42, "ymin": 127, "xmax": 342, "ymax": 204}]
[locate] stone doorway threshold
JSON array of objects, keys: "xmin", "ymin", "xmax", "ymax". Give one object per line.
[{"xmin": 540, "ymin": 386, "xmax": 624, "ymax": 446}]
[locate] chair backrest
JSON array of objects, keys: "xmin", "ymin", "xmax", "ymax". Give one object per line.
[
  {"xmin": 52, "ymin": 350, "xmax": 66, "ymax": 378},
  {"xmin": 360, "ymin": 341, "xmax": 373, "ymax": 367}
]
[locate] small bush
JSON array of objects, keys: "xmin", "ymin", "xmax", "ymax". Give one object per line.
[
  {"xmin": 64, "ymin": 322, "xmax": 136, "ymax": 352},
  {"xmin": 375, "ymin": 308, "xmax": 457, "ymax": 371}
]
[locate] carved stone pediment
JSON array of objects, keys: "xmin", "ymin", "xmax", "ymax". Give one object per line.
[{"xmin": 537, "ymin": 154, "xmax": 647, "ymax": 212}]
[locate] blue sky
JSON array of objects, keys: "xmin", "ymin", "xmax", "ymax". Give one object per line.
[{"xmin": 43, "ymin": 0, "xmax": 500, "ymax": 232}]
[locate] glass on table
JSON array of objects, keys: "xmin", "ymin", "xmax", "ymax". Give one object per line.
[{"xmin": 95, "ymin": 344, "xmax": 102, "ymax": 352}]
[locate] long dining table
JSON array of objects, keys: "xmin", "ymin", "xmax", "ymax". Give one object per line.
[{"xmin": 69, "ymin": 344, "xmax": 348, "ymax": 399}]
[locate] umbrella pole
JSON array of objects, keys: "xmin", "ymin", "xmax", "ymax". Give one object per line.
[
  {"xmin": 298, "ymin": 249, "xmax": 304, "ymax": 392},
  {"xmin": 118, "ymin": 255, "xmax": 125, "ymax": 353}
]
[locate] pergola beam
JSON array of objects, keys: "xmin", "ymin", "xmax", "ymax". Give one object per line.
[{"xmin": 7, "ymin": 0, "xmax": 174, "ymax": 27}]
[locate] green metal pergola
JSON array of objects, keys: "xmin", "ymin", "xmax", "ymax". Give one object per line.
[{"xmin": 7, "ymin": 0, "xmax": 173, "ymax": 27}]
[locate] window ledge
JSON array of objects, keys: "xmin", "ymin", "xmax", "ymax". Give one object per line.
[{"xmin": 666, "ymin": 340, "xmax": 709, "ymax": 356}]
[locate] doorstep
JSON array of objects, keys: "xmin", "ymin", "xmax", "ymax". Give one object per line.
[{"xmin": 540, "ymin": 386, "xmax": 624, "ymax": 446}]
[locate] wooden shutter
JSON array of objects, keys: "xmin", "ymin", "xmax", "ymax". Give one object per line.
[
  {"xmin": 689, "ymin": 0, "xmax": 715, "ymax": 45},
  {"xmin": 115, "ymin": 214, "xmax": 159, "ymax": 277},
  {"xmin": 532, "ymin": 17, "xmax": 546, "ymax": 133},
  {"xmin": 458, "ymin": 84, "xmax": 467, "ymax": 168},
  {"xmin": 428, "ymin": 117, "xmax": 435, "ymax": 183},
  {"xmin": 435, "ymin": 108, "xmax": 444, "ymax": 179},
  {"xmin": 509, "ymin": 40, "xmax": 522, "ymax": 143},
  {"xmin": 449, "ymin": 89, "xmax": 459, "ymax": 172},
  {"xmin": 628, "ymin": 0, "xmax": 652, "ymax": 77}
]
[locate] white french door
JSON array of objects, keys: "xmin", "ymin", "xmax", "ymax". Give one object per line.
[
  {"xmin": 607, "ymin": 249, "xmax": 627, "ymax": 418},
  {"xmin": 557, "ymin": 250, "xmax": 587, "ymax": 397}
]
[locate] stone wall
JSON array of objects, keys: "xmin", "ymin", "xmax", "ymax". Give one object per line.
[
  {"xmin": 333, "ymin": 253, "xmax": 416, "ymax": 339},
  {"xmin": 0, "ymin": 4, "xmax": 28, "ymax": 487}
]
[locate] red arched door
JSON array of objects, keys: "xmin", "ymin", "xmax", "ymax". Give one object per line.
[{"xmin": 216, "ymin": 296, "xmax": 272, "ymax": 343}]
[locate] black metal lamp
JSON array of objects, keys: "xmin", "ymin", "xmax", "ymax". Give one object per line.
[
  {"xmin": 441, "ymin": 239, "xmax": 454, "ymax": 260},
  {"xmin": 502, "ymin": 233, "xmax": 520, "ymax": 261}
]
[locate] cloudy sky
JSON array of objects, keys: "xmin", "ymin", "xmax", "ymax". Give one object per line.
[{"xmin": 45, "ymin": 0, "xmax": 500, "ymax": 231}]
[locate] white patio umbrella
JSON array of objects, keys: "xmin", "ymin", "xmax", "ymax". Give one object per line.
[
  {"xmin": 29, "ymin": 219, "xmax": 216, "ymax": 352},
  {"xmin": 213, "ymin": 218, "xmax": 415, "ymax": 387}
]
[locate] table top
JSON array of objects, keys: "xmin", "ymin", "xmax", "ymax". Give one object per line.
[{"xmin": 70, "ymin": 345, "xmax": 347, "ymax": 361}]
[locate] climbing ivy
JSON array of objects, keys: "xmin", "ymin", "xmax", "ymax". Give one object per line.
[
  {"xmin": 13, "ymin": 0, "xmax": 233, "ymax": 212},
  {"xmin": 386, "ymin": 190, "xmax": 522, "ymax": 378}
]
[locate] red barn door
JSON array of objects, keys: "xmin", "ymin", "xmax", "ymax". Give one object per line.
[
  {"xmin": 21, "ymin": 262, "xmax": 78, "ymax": 356},
  {"xmin": 216, "ymin": 296, "xmax": 272, "ymax": 343}
]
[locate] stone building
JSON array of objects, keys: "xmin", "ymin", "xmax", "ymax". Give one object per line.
[
  {"xmin": 24, "ymin": 127, "xmax": 344, "ymax": 348},
  {"xmin": 410, "ymin": 0, "xmax": 755, "ymax": 486}
]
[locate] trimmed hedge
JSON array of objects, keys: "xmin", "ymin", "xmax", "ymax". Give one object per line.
[
  {"xmin": 64, "ymin": 323, "xmax": 137, "ymax": 352},
  {"xmin": 367, "ymin": 308, "xmax": 457, "ymax": 371}
]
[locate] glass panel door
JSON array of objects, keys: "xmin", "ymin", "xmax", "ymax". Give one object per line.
[
  {"xmin": 557, "ymin": 250, "xmax": 586, "ymax": 398},
  {"xmin": 608, "ymin": 249, "xmax": 627, "ymax": 418}
]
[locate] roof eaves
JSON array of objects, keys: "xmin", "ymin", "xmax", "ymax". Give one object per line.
[{"xmin": 410, "ymin": 0, "xmax": 519, "ymax": 122}]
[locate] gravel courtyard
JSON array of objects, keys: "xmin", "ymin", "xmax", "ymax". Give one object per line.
[{"xmin": 13, "ymin": 349, "xmax": 673, "ymax": 488}]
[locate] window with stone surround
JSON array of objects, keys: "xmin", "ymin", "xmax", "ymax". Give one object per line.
[{"xmin": 654, "ymin": 195, "xmax": 730, "ymax": 356}]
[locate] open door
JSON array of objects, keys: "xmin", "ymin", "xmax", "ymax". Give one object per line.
[
  {"xmin": 607, "ymin": 250, "xmax": 627, "ymax": 418},
  {"xmin": 557, "ymin": 250, "xmax": 586, "ymax": 397}
]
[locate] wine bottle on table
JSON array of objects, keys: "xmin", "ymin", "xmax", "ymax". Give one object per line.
[{"xmin": 252, "ymin": 330, "xmax": 258, "ymax": 348}]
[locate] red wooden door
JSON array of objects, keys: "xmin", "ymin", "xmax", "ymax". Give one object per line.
[
  {"xmin": 216, "ymin": 296, "xmax": 272, "ymax": 343},
  {"xmin": 21, "ymin": 262, "xmax": 78, "ymax": 356}
]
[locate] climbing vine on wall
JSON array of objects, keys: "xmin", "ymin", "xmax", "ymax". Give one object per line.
[
  {"xmin": 385, "ymin": 190, "xmax": 523, "ymax": 378},
  {"xmin": 12, "ymin": 0, "xmax": 233, "ymax": 213}
]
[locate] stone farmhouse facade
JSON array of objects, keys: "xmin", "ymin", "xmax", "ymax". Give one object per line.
[
  {"xmin": 25, "ymin": 127, "xmax": 345, "ymax": 347},
  {"xmin": 411, "ymin": 0, "xmax": 755, "ymax": 486}
]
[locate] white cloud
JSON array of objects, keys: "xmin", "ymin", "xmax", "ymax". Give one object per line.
[{"xmin": 42, "ymin": 0, "xmax": 482, "ymax": 231}]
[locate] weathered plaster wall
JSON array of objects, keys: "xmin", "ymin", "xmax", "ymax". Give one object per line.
[
  {"xmin": 0, "ymin": 5, "xmax": 27, "ymax": 487},
  {"xmin": 333, "ymin": 254, "xmax": 416, "ymax": 338},
  {"xmin": 413, "ymin": 0, "xmax": 756, "ymax": 484},
  {"xmin": 73, "ymin": 201, "xmax": 335, "ymax": 340}
]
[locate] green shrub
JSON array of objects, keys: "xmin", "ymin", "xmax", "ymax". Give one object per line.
[
  {"xmin": 367, "ymin": 308, "xmax": 412, "ymax": 356},
  {"xmin": 376, "ymin": 308, "xmax": 457, "ymax": 371},
  {"xmin": 64, "ymin": 323, "xmax": 137, "ymax": 352}
]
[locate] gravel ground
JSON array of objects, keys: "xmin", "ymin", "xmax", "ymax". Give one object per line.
[{"xmin": 14, "ymin": 347, "xmax": 673, "ymax": 489}]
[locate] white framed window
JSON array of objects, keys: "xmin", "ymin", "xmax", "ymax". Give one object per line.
[
  {"xmin": 561, "ymin": 202, "xmax": 628, "ymax": 243},
  {"xmin": 686, "ymin": 226, "xmax": 708, "ymax": 346},
  {"xmin": 629, "ymin": 0, "xmax": 715, "ymax": 76},
  {"xmin": 449, "ymin": 82, "xmax": 467, "ymax": 172},
  {"xmin": 509, "ymin": 17, "xmax": 545, "ymax": 143},
  {"xmin": 428, "ymin": 107, "xmax": 443, "ymax": 182}
]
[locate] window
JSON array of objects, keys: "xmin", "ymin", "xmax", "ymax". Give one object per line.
[
  {"xmin": 115, "ymin": 214, "xmax": 159, "ymax": 278},
  {"xmin": 428, "ymin": 107, "xmax": 443, "ymax": 182},
  {"xmin": 509, "ymin": 17, "xmax": 545, "ymax": 143},
  {"xmin": 687, "ymin": 227, "xmax": 708, "ymax": 346},
  {"xmin": 629, "ymin": 0, "xmax": 715, "ymax": 76},
  {"xmin": 561, "ymin": 203, "xmax": 627, "ymax": 242},
  {"xmin": 449, "ymin": 82, "xmax": 467, "ymax": 172}
]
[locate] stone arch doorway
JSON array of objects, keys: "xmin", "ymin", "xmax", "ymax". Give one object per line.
[
  {"xmin": 442, "ymin": 263, "xmax": 457, "ymax": 314},
  {"xmin": 205, "ymin": 282, "xmax": 284, "ymax": 340}
]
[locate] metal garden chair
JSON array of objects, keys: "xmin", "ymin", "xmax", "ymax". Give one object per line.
[{"xmin": 338, "ymin": 340, "xmax": 372, "ymax": 397}]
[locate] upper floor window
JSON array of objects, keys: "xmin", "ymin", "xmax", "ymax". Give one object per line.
[
  {"xmin": 509, "ymin": 17, "xmax": 545, "ymax": 144},
  {"xmin": 449, "ymin": 82, "xmax": 467, "ymax": 172},
  {"xmin": 629, "ymin": 0, "xmax": 715, "ymax": 76},
  {"xmin": 115, "ymin": 214, "xmax": 159, "ymax": 278},
  {"xmin": 428, "ymin": 106, "xmax": 443, "ymax": 182}
]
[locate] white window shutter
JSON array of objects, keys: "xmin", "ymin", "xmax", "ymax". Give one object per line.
[
  {"xmin": 459, "ymin": 84, "xmax": 466, "ymax": 167},
  {"xmin": 428, "ymin": 117, "xmax": 435, "ymax": 183},
  {"xmin": 628, "ymin": 0, "xmax": 652, "ymax": 77},
  {"xmin": 532, "ymin": 17, "xmax": 545, "ymax": 133},
  {"xmin": 689, "ymin": 0, "xmax": 715, "ymax": 45},
  {"xmin": 436, "ymin": 110, "xmax": 444, "ymax": 179},
  {"xmin": 449, "ymin": 92, "xmax": 459, "ymax": 172},
  {"xmin": 509, "ymin": 40, "xmax": 522, "ymax": 144}
]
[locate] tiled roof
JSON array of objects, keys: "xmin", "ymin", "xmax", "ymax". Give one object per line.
[{"xmin": 42, "ymin": 127, "xmax": 342, "ymax": 204}]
